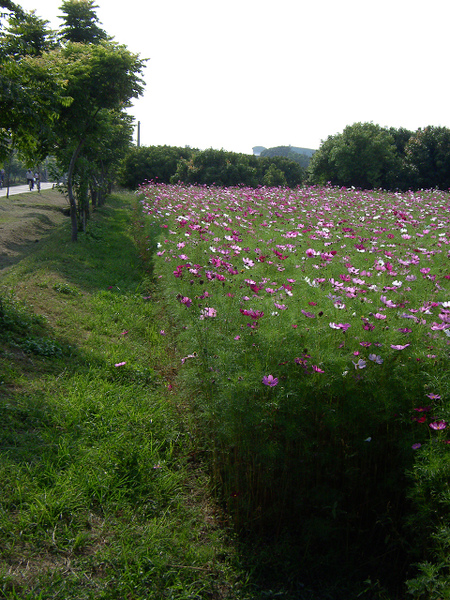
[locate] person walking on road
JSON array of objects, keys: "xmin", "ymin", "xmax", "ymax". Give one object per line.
[{"xmin": 26, "ymin": 169, "xmax": 34, "ymax": 190}]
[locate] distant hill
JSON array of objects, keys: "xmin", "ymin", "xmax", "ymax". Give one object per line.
[
  {"xmin": 252, "ymin": 146, "xmax": 267, "ymax": 156},
  {"xmin": 288, "ymin": 146, "xmax": 316, "ymax": 157},
  {"xmin": 254, "ymin": 145, "xmax": 316, "ymax": 168}
]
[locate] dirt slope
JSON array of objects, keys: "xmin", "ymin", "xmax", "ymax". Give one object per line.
[{"xmin": 0, "ymin": 189, "xmax": 69, "ymax": 272}]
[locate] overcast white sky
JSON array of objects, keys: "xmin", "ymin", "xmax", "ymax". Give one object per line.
[{"xmin": 11, "ymin": 0, "xmax": 450, "ymax": 154}]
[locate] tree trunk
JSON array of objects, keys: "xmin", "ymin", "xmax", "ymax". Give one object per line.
[{"xmin": 67, "ymin": 139, "xmax": 85, "ymax": 242}]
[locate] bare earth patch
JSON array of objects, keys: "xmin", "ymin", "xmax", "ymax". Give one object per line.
[{"xmin": 0, "ymin": 189, "xmax": 69, "ymax": 272}]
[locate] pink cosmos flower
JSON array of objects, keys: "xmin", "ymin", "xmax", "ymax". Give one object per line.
[
  {"xmin": 426, "ymin": 393, "xmax": 441, "ymax": 400},
  {"xmin": 373, "ymin": 313, "xmax": 387, "ymax": 320},
  {"xmin": 179, "ymin": 296, "xmax": 192, "ymax": 307},
  {"xmin": 240, "ymin": 308, "xmax": 264, "ymax": 319},
  {"xmin": 114, "ymin": 362, "xmax": 126, "ymax": 367},
  {"xmin": 329, "ymin": 322, "xmax": 350, "ymax": 331},
  {"xmin": 391, "ymin": 344, "xmax": 410, "ymax": 350},
  {"xmin": 380, "ymin": 295, "xmax": 397, "ymax": 308},
  {"xmin": 274, "ymin": 303, "xmax": 288, "ymax": 310},
  {"xmin": 312, "ymin": 365, "xmax": 324, "ymax": 373},
  {"xmin": 199, "ymin": 307, "xmax": 217, "ymax": 320},
  {"xmin": 412, "ymin": 443, "xmax": 422, "ymax": 450},
  {"xmin": 262, "ymin": 374, "xmax": 278, "ymax": 387},
  {"xmin": 429, "ymin": 421, "xmax": 447, "ymax": 430}
]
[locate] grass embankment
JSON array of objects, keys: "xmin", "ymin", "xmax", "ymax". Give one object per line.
[{"xmin": 0, "ymin": 192, "xmax": 241, "ymax": 600}]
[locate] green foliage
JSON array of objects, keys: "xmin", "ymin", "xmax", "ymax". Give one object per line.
[
  {"xmin": 168, "ymin": 147, "xmax": 304, "ymax": 189},
  {"xmin": 261, "ymin": 162, "xmax": 286, "ymax": 186},
  {"xmin": 405, "ymin": 379, "xmax": 450, "ymax": 598},
  {"xmin": 405, "ymin": 126, "xmax": 450, "ymax": 190},
  {"xmin": 308, "ymin": 122, "xmax": 450, "ymax": 191},
  {"xmin": 58, "ymin": 0, "xmax": 108, "ymax": 44},
  {"xmin": 308, "ymin": 122, "xmax": 400, "ymax": 189},
  {"xmin": 1, "ymin": 2, "xmax": 146, "ymax": 240},
  {"xmin": 258, "ymin": 155, "xmax": 304, "ymax": 187},
  {"xmin": 172, "ymin": 148, "xmax": 260, "ymax": 187},
  {"xmin": 0, "ymin": 8, "xmax": 57, "ymax": 59},
  {"xmin": 119, "ymin": 144, "xmax": 193, "ymax": 189}
]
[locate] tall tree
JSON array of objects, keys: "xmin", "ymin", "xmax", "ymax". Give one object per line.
[
  {"xmin": 0, "ymin": 5, "xmax": 63, "ymax": 162},
  {"xmin": 0, "ymin": 1, "xmax": 23, "ymax": 28},
  {"xmin": 404, "ymin": 126, "xmax": 450, "ymax": 190},
  {"xmin": 58, "ymin": 0, "xmax": 108, "ymax": 44},
  {"xmin": 308, "ymin": 123, "xmax": 400, "ymax": 190},
  {"xmin": 46, "ymin": 41, "xmax": 145, "ymax": 240},
  {"xmin": 1, "ymin": 9, "xmax": 56, "ymax": 59}
]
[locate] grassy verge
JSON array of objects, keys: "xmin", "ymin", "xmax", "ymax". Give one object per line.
[{"xmin": 0, "ymin": 193, "xmax": 242, "ymax": 600}]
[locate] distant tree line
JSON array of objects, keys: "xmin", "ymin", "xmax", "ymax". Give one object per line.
[
  {"xmin": 307, "ymin": 122, "xmax": 450, "ymax": 191},
  {"xmin": 120, "ymin": 123, "xmax": 450, "ymax": 193},
  {"xmin": 119, "ymin": 146, "xmax": 306, "ymax": 189}
]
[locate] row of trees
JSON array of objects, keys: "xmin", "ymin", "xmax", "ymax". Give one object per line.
[
  {"xmin": 308, "ymin": 122, "xmax": 450, "ymax": 191},
  {"xmin": 0, "ymin": 1, "xmax": 145, "ymax": 240},
  {"xmin": 120, "ymin": 122, "xmax": 450, "ymax": 194},
  {"xmin": 119, "ymin": 146, "xmax": 307, "ymax": 189}
]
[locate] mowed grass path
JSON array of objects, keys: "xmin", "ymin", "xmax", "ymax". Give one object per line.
[{"xmin": 0, "ymin": 192, "xmax": 241, "ymax": 600}]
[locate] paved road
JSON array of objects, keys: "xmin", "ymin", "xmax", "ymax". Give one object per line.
[{"xmin": 0, "ymin": 182, "xmax": 57, "ymax": 198}]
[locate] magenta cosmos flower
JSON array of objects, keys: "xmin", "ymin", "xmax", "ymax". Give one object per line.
[{"xmin": 262, "ymin": 374, "xmax": 278, "ymax": 387}]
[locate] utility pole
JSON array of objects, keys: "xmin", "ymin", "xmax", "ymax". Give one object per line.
[{"xmin": 137, "ymin": 121, "xmax": 141, "ymax": 147}]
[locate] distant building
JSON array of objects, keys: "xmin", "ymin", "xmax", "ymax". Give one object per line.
[{"xmin": 252, "ymin": 146, "xmax": 266, "ymax": 157}]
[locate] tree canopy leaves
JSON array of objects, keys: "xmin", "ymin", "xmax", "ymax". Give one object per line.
[
  {"xmin": 58, "ymin": 0, "xmax": 108, "ymax": 44},
  {"xmin": 1, "ymin": 1, "xmax": 146, "ymax": 240},
  {"xmin": 308, "ymin": 122, "xmax": 450, "ymax": 191}
]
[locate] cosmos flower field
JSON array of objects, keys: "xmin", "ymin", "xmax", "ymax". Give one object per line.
[{"xmin": 137, "ymin": 183, "xmax": 450, "ymax": 587}]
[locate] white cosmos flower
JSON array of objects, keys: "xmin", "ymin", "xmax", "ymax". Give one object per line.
[
  {"xmin": 304, "ymin": 277, "xmax": 318, "ymax": 287},
  {"xmin": 392, "ymin": 280, "xmax": 402, "ymax": 287}
]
